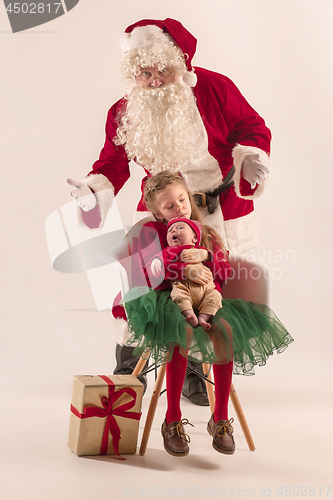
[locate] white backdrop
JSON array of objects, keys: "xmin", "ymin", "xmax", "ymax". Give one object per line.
[
  {"xmin": 2, "ymin": 0, "xmax": 332, "ymax": 382},
  {"xmin": 1, "ymin": 1, "xmax": 333, "ymax": 497}
]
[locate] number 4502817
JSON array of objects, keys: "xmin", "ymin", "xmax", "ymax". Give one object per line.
[{"xmin": 6, "ymin": 3, "xmax": 62, "ymax": 14}]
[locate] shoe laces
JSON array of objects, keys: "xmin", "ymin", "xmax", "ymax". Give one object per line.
[
  {"xmin": 216, "ymin": 418, "xmax": 234, "ymax": 438},
  {"xmin": 171, "ymin": 419, "xmax": 194, "ymax": 443}
]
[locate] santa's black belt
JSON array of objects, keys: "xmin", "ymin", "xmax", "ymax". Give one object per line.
[{"xmin": 193, "ymin": 165, "xmax": 235, "ymax": 214}]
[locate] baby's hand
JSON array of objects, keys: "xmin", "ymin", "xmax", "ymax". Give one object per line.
[
  {"xmin": 183, "ymin": 264, "xmax": 212, "ymax": 285},
  {"xmin": 151, "ymin": 258, "xmax": 162, "ymax": 276},
  {"xmin": 180, "ymin": 248, "xmax": 208, "ymax": 264}
]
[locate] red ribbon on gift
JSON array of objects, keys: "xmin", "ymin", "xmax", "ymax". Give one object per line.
[{"xmin": 70, "ymin": 375, "xmax": 141, "ymax": 458}]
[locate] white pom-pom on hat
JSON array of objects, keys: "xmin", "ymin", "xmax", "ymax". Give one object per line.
[{"xmin": 183, "ymin": 70, "xmax": 197, "ymax": 87}]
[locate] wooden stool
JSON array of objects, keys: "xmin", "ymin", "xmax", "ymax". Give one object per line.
[{"xmin": 133, "ymin": 354, "xmax": 255, "ymax": 455}]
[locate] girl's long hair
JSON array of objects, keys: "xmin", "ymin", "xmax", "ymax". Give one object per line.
[{"xmin": 143, "ymin": 171, "xmax": 228, "ymax": 258}]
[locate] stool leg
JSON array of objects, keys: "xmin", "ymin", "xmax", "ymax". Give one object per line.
[
  {"xmin": 202, "ymin": 363, "xmax": 215, "ymax": 414},
  {"xmin": 139, "ymin": 363, "xmax": 166, "ymax": 456},
  {"xmin": 229, "ymin": 383, "xmax": 255, "ymax": 451},
  {"xmin": 132, "ymin": 355, "xmax": 149, "ymax": 378}
]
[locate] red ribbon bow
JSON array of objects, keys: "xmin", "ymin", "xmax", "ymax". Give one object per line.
[{"xmin": 70, "ymin": 375, "xmax": 141, "ymax": 458}]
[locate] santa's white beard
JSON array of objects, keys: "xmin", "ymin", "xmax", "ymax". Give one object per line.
[{"xmin": 115, "ymin": 83, "xmax": 203, "ymax": 174}]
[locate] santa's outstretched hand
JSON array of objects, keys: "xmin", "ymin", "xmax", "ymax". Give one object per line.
[
  {"xmin": 242, "ymin": 153, "xmax": 269, "ymax": 189},
  {"xmin": 67, "ymin": 178, "xmax": 97, "ymax": 212}
]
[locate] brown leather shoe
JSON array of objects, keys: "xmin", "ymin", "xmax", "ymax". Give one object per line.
[
  {"xmin": 207, "ymin": 415, "xmax": 235, "ymax": 455},
  {"xmin": 161, "ymin": 418, "xmax": 193, "ymax": 457}
]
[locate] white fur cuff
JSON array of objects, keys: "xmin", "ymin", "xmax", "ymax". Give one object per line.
[
  {"xmin": 113, "ymin": 317, "xmax": 136, "ymax": 346},
  {"xmin": 232, "ymin": 144, "xmax": 270, "ymax": 200}
]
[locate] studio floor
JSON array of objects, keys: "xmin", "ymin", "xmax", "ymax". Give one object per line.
[{"xmin": 2, "ymin": 363, "xmax": 332, "ymax": 500}]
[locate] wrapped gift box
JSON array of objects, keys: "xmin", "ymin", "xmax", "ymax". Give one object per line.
[{"xmin": 68, "ymin": 374, "xmax": 143, "ymax": 457}]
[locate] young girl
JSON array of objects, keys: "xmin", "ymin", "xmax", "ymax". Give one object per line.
[{"xmin": 123, "ymin": 171, "xmax": 293, "ymax": 457}]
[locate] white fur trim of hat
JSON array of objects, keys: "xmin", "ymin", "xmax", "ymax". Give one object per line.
[{"xmin": 121, "ymin": 25, "xmax": 169, "ymax": 53}]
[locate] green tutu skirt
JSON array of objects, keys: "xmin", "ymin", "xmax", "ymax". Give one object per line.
[{"xmin": 122, "ymin": 287, "xmax": 294, "ymax": 375}]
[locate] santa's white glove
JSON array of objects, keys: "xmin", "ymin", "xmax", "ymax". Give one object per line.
[
  {"xmin": 67, "ymin": 178, "xmax": 97, "ymax": 212},
  {"xmin": 151, "ymin": 258, "xmax": 162, "ymax": 276},
  {"xmin": 241, "ymin": 154, "xmax": 269, "ymax": 189}
]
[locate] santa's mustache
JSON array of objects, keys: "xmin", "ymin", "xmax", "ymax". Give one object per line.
[{"xmin": 127, "ymin": 82, "xmax": 193, "ymax": 107}]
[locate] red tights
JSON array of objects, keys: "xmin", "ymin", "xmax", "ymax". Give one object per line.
[{"xmin": 165, "ymin": 346, "xmax": 233, "ymax": 425}]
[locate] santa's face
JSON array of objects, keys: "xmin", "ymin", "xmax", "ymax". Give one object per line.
[
  {"xmin": 154, "ymin": 184, "xmax": 192, "ymax": 221},
  {"xmin": 136, "ymin": 65, "xmax": 177, "ymax": 87},
  {"xmin": 114, "ymin": 73, "xmax": 201, "ymax": 174},
  {"xmin": 167, "ymin": 221, "xmax": 197, "ymax": 247}
]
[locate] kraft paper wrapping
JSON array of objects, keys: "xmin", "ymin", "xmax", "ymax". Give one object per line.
[{"xmin": 68, "ymin": 374, "xmax": 143, "ymax": 456}]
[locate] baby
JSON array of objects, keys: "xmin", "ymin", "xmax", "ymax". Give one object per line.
[{"xmin": 151, "ymin": 217, "xmax": 222, "ymax": 330}]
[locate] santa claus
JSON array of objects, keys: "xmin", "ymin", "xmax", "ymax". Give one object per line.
[{"xmin": 68, "ymin": 18, "xmax": 271, "ymax": 404}]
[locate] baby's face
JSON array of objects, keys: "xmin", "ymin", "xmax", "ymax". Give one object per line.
[{"xmin": 167, "ymin": 222, "xmax": 197, "ymax": 247}]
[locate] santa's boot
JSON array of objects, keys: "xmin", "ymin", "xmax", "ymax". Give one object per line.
[
  {"xmin": 181, "ymin": 360, "xmax": 209, "ymax": 406},
  {"xmin": 113, "ymin": 344, "xmax": 148, "ymax": 394}
]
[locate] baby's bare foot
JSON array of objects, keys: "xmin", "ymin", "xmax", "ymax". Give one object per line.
[
  {"xmin": 183, "ymin": 309, "xmax": 198, "ymax": 327},
  {"xmin": 198, "ymin": 313, "xmax": 213, "ymax": 331}
]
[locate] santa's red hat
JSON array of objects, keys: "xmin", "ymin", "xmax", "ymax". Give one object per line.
[
  {"xmin": 121, "ymin": 18, "xmax": 197, "ymax": 86},
  {"xmin": 167, "ymin": 217, "xmax": 202, "ymax": 247}
]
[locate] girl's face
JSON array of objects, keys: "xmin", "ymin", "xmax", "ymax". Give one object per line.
[{"xmin": 153, "ymin": 183, "xmax": 192, "ymax": 221}]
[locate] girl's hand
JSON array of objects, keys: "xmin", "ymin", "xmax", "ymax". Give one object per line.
[
  {"xmin": 183, "ymin": 264, "xmax": 212, "ymax": 285},
  {"xmin": 180, "ymin": 248, "xmax": 208, "ymax": 264}
]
